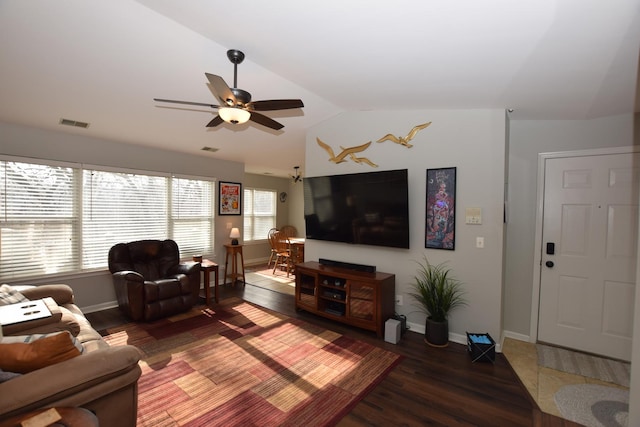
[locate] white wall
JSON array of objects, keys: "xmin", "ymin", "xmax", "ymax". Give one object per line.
[
  {"xmin": 630, "ymin": 193, "xmax": 640, "ymax": 425},
  {"xmin": 305, "ymin": 110, "xmax": 507, "ymax": 343},
  {"xmin": 504, "ymin": 114, "xmax": 636, "ymax": 338},
  {"xmin": 632, "ymin": 110, "xmax": 640, "ymax": 427},
  {"xmin": 288, "ymin": 179, "xmax": 306, "ymax": 236},
  {"xmin": 0, "ymin": 120, "xmax": 244, "ymax": 309}
]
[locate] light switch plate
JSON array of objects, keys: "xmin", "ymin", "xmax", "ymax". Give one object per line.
[{"xmin": 466, "ymin": 207, "xmax": 482, "ymax": 224}]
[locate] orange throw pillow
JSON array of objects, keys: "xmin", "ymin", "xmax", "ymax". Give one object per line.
[{"xmin": 0, "ymin": 331, "xmax": 81, "ymax": 373}]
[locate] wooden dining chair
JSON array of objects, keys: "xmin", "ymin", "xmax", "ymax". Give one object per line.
[
  {"xmin": 279, "ymin": 225, "xmax": 297, "ymax": 238},
  {"xmin": 272, "ymin": 231, "xmax": 293, "ymax": 277},
  {"xmin": 267, "ymin": 228, "xmax": 279, "ymax": 268}
]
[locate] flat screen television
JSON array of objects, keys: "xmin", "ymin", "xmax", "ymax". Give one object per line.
[{"xmin": 303, "ymin": 169, "xmax": 410, "ymax": 249}]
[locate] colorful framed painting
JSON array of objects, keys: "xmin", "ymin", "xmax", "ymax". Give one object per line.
[
  {"xmin": 218, "ymin": 181, "xmax": 242, "ymax": 215},
  {"xmin": 425, "ymin": 167, "xmax": 456, "ymax": 250}
]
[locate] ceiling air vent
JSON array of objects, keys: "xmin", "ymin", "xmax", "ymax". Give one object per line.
[
  {"xmin": 201, "ymin": 146, "xmax": 219, "ymax": 153},
  {"xmin": 59, "ymin": 118, "xmax": 90, "ymax": 129}
]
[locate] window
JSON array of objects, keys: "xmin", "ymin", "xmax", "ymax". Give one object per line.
[
  {"xmin": 0, "ymin": 157, "xmax": 215, "ymax": 281},
  {"xmin": 82, "ymin": 169, "xmax": 169, "ymax": 269},
  {"xmin": 1, "ymin": 160, "xmax": 80, "ymax": 278},
  {"xmin": 170, "ymin": 177, "xmax": 214, "ymax": 257},
  {"xmin": 243, "ymin": 188, "xmax": 276, "ymax": 242}
]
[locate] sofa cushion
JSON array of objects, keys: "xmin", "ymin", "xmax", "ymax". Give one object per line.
[
  {"xmin": 1, "ymin": 297, "xmax": 74, "ymax": 336},
  {"xmin": 18, "ymin": 284, "xmax": 75, "ymax": 306},
  {"xmin": 0, "ymin": 331, "xmax": 82, "ymax": 373},
  {"xmin": 6, "ymin": 306, "xmax": 82, "ymax": 337},
  {"xmin": 0, "ymin": 284, "xmax": 28, "ymax": 305},
  {"xmin": 1, "ymin": 331, "xmax": 84, "ymax": 353}
]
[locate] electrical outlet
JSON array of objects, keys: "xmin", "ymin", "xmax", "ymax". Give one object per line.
[{"xmin": 395, "ymin": 295, "xmax": 403, "ymax": 306}]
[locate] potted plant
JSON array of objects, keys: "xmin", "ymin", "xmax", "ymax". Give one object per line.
[{"xmin": 408, "ymin": 257, "xmax": 467, "ymax": 347}]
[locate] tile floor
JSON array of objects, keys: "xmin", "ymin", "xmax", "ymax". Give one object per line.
[{"xmin": 502, "ymin": 337, "xmax": 630, "ymax": 420}]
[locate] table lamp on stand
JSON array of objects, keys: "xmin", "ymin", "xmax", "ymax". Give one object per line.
[{"xmin": 229, "ymin": 227, "xmax": 240, "ymax": 245}]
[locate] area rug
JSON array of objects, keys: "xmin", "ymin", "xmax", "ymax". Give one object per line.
[
  {"xmin": 554, "ymin": 384, "xmax": 629, "ymax": 427},
  {"xmin": 103, "ymin": 298, "xmax": 402, "ymax": 426},
  {"xmin": 537, "ymin": 344, "xmax": 630, "ymax": 387}
]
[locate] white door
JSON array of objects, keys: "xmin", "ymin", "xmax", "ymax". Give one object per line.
[{"xmin": 538, "ymin": 152, "xmax": 639, "ymax": 361}]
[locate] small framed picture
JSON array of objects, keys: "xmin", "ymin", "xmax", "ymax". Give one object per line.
[
  {"xmin": 218, "ymin": 181, "xmax": 242, "ymax": 215},
  {"xmin": 426, "ymin": 167, "xmax": 456, "ymax": 250}
]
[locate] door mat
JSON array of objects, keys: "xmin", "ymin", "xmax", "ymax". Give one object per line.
[{"xmin": 537, "ymin": 344, "xmax": 630, "ymax": 387}]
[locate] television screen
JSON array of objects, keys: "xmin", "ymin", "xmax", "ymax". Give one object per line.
[{"xmin": 303, "ymin": 169, "xmax": 410, "ymax": 249}]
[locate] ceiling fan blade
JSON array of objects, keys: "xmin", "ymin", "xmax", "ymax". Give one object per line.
[
  {"xmin": 154, "ymin": 98, "xmax": 219, "ymax": 108},
  {"xmin": 205, "ymin": 73, "xmax": 235, "ymax": 106},
  {"xmin": 247, "ymin": 99, "xmax": 304, "ymax": 111},
  {"xmin": 249, "ymin": 111, "xmax": 284, "ymax": 130},
  {"xmin": 206, "ymin": 115, "xmax": 224, "ymax": 128}
]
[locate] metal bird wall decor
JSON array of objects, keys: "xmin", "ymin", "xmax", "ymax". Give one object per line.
[
  {"xmin": 343, "ymin": 148, "xmax": 378, "ymax": 168},
  {"xmin": 376, "ymin": 122, "xmax": 432, "ymax": 148},
  {"xmin": 316, "ymin": 138, "xmax": 374, "ymax": 165}
]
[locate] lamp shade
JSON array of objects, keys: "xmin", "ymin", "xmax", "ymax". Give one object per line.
[
  {"xmin": 229, "ymin": 227, "xmax": 241, "ymax": 245},
  {"xmin": 219, "ymin": 107, "xmax": 250, "ymax": 124}
]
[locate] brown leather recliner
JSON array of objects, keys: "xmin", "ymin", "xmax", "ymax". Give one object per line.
[{"xmin": 108, "ymin": 239, "xmax": 201, "ymax": 321}]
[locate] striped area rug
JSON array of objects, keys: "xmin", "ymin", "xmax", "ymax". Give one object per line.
[
  {"xmin": 537, "ymin": 344, "xmax": 630, "ymax": 387},
  {"xmin": 103, "ymin": 298, "xmax": 402, "ymax": 426}
]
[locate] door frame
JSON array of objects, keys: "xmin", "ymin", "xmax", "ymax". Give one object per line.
[{"xmin": 529, "ymin": 145, "xmax": 640, "ymax": 342}]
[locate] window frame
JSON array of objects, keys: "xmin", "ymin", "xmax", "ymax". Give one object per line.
[{"xmin": 243, "ymin": 186, "xmax": 277, "ymax": 243}]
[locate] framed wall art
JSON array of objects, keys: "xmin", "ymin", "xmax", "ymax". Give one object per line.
[
  {"xmin": 425, "ymin": 167, "xmax": 456, "ymax": 250},
  {"xmin": 218, "ymin": 181, "xmax": 242, "ymax": 215}
]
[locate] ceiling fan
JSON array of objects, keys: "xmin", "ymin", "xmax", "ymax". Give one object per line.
[{"xmin": 154, "ymin": 49, "xmax": 304, "ymax": 130}]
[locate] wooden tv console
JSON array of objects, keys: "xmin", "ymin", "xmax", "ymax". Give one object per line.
[{"xmin": 294, "ymin": 261, "xmax": 395, "ymax": 337}]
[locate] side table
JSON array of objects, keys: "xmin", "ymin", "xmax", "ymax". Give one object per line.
[
  {"xmin": 224, "ymin": 244, "xmax": 245, "ymax": 286},
  {"xmin": 201, "ymin": 259, "xmax": 219, "ymax": 306}
]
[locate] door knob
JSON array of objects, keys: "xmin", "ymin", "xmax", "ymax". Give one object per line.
[{"xmin": 545, "ymin": 261, "xmax": 554, "ymax": 268}]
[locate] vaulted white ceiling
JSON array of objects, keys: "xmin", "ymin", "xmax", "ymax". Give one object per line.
[{"xmin": 1, "ymin": 0, "xmax": 638, "ymax": 177}]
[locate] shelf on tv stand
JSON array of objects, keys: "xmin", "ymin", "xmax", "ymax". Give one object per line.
[{"xmin": 294, "ymin": 261, "xmax": 395, "ymax": 337}]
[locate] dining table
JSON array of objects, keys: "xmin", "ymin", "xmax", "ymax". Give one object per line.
[{"xmin": 288, "ymin": 237, "xmax": 305, "ymax": 267}]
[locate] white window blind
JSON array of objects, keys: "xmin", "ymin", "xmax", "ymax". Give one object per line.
[
  {"xmin": 171, "ymin": 177, "xmax": 214, "ymax": 258},
  {"xmin": 0, "ymin": 160, "xmax": 80, "ymax": 279},
  {"xmin": 0, "ymin": 157, "xmax": 217, "ymax": 281},
  {"xmin": 82, "ymin": 170, "xmax": 168, "ymax": 269},
  {"xmin": 243, "ymin": 188, "xmax": 276, "ymax": 241}
]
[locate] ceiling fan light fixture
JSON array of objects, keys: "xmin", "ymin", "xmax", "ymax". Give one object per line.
[
  {"xmin": 291, "ymin": 166, "xmax": 303, "ymax": 183},
  {"xmin": 219, "ymin": 107, "xmax": 250, "ymax": 124}
]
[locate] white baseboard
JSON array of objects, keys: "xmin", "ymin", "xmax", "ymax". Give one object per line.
[
  {"xmin": 502, "ymin": 330, "xmax": 531, "ymax": 342},
  {"xmin": 406, "ymin": 321, "xmax": 502, "ymax": 352},
  {"xmin": 244, "ymin": 257, "xmax": 270, "ymax": 267},
  {"xmin": 500, "ymin": 330, "xmax": 532, "ymax": 350},
  {"xmin": 81, "ymin": 301, "xmax": 118, "ymax": 314}
]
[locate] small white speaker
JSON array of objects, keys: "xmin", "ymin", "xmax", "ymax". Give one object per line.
[{"xmin": 384, "ymin": 318, "xmax": 401, "ymax": 344}]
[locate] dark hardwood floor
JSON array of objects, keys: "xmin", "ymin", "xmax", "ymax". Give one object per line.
[{"xmin": 87, "ymin": 283, "xmax": 581, "ymax": 427}]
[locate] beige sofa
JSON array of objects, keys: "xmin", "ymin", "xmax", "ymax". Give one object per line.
[{"xmin": 0, "ymin": 284, "xmax": 141, "ymax": 427}]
